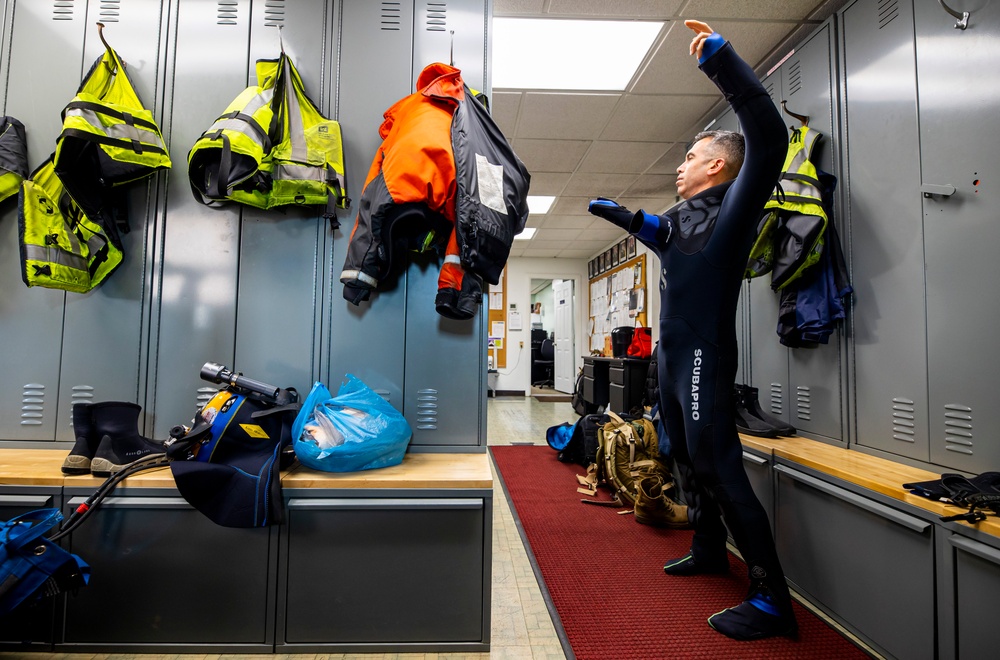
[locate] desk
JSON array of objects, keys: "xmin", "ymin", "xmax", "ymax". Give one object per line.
[{"xmin": 581, "ymin": 356, "xmax": 651, "ymax": 414}]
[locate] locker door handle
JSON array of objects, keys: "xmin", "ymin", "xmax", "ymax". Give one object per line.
[
  {"xmin": 921, "ymin": 183, "xmax": 956, "ymax": 198},
  {"xmin": 0, "ymin": 494, "xmax": 53, "ymax": 507},
  {"xmin": 950, "ymin": 534, "xmax": 1000, "ymax": 565},
  {"xmin": 742, "ymin": 451, "xmax": 769, "ymax": 466}
]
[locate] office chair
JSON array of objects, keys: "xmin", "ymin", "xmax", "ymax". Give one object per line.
[{"xmin": 532, "ymin": 338, "xmax": 555, "ymax": 388}]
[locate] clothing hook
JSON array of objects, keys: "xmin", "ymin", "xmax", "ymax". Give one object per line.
[
  {"xmin": 780, "ymin": 100, "xmax": 809, "ymax": 127},
  {"xmin": 937, "ymin": 0, "xmax": 970, "ymax": 29},
  {"xmin": 449, "ymin": 30, "xmax": 455, "ymax": 66},
  {"xmin": 277, "ymin": 24, "xmax": 285, "ymax": 53},
  {"xmin": 96, "ymin": 22, "xmax": 112, "ymax": 51}
]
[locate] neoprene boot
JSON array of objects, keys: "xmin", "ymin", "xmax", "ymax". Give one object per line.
[
  {"xmin": 708, "ymin": 580, "xmax": 798, "ymax": 641},
  {"xmin": 738, "ymin": 384, "xmax": 795, "ymax": 436},
  {"xmin": 61, "ymin": 403, "xmax": 99, "ymax": 475},
  {"xmin": 734, "ymin": 386, "xmax": 779, "ymax": 438},
  {"xmin": 90, "ymin": 402, "xmax": 164, "ymax": 477}
]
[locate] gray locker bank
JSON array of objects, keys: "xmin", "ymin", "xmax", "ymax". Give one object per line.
[{"xmin": 0, "ymin": 0, "xmax": 494, "ymax": 653}]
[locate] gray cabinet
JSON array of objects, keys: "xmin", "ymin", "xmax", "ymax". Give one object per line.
[
  {"xmin": 278, "ymin": 491, "xmax": 491, "ymax": 652},
  {"xmin": 774, "ymin": 463, "xmax": 936, "ymax": 660},
  {"xmin": 947, "ymin": 533, "xmax": 1000, "ymax": 660},
  {"xmin": 61, "ymin": 488, "xmax": 276, "ymax": 650}
]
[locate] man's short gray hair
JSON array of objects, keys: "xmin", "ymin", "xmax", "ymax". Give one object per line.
[{"xmin": 692, "ymin": 129, "xmax": 745, "ymax": 178}]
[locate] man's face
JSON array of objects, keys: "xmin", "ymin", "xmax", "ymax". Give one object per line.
[{"xmin": 676, "ymin": 138, "xmax": 722, "ymax": 200}]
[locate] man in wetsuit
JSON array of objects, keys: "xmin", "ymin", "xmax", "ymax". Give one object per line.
[{"xmin": 589, "ymin": 21, "xmax": 795, "ymax": 640}]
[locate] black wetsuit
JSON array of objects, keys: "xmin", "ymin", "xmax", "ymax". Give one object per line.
[{"xmin": 590, "ymin": 41, "xmax": 789, "ymax": 598}]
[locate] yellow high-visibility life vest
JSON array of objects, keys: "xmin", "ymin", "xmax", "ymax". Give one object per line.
[
  {"xmin": 18, "ymin": 157, "xmax": 122, "ymax": 293},
  {"xmin": 0, "ymin": 116, "xmax": 27, "ymax": 204},
  {"xmin": 54, "ymin": 39, "xmax": 171, "ymax": 221},
  {"xmin": 746, "ymin": 125, "xmax": 828, "ymax": 289},
  {"xmin": 188, "ymin": 53, "xmax": 348, "ymax": 221}
]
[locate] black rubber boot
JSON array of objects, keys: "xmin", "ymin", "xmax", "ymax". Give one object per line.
[
  {"xmin": 90, "ymin": 402, "xmax": 164, "ymax": 477},
  {"xmin": 739, "ymin": 384, "xmax": 796, "ymax": 436},
  {"xmin": 734, "ymin": 387, "xmax": 780, "ymax": 438},
  {"xmin": 61, "ymin": 403, "xmax": 99, "ymax": 475}
]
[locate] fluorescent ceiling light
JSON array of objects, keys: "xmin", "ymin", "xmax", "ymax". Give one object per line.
[
  {"xmin": 514, "ymin": 227, "xmax": 537, "ymax": 240},
  {"xmin": 527, "ymin": 195, "xmax": 555, "ymax": 214},
  {"xmin": 493, "ymin": 18, "xmax": 663, "ymax": 91}
]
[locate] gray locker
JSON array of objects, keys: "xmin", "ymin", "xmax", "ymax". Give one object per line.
[
  {"xmin": 325, "ymin": 0, "xmax": 414, "ymax": 408},
  {"xmin": 0, "ymin": 2, "xmax": 85, "ymax": 440},
  {"xmin": 745, "ymin": 74, "xmax": 792, "ymax": 424},
  {"xmin": 235, "ymin": 0, "xmax": 336, "ymax": 397},
  {"xmin": 914, "ymin": 0, "xmax": 1000, "ymax": 472},
  {"xmin": 780, "ymin": 22, "xmax": 845, "ymax": 443},
  {"xmin": 149, "ymin": 0, "xmax": 253, "ymax": 437},
  {"xmin": 55, "ymin": 1, "xmax": 168, "ymax": 440},
  {"xmin": 404, "ymin": 0, "xmax": 487, "ymax": 448},
  {"xmin": 842, "ymin": 0, "xmax": 928, "ymax": 461}
]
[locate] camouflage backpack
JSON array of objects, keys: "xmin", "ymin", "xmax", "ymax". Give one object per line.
[{"xmin": 579, "ymin": 411, "xmax": 671, "ymax": 507}]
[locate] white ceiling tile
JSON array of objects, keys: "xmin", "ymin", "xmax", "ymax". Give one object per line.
[
  {"xmin": 521, "ymin": 248, "xmax": 562, "ymax": 258},
  {"xmin": 551, "ymin": 196, "xmax": 595, "ymax": 215},
  {"xmin": 526, "ymin": 172, "xmax": 572, "ymax": 196},
  {"xmin": 492, "ymin": 92, "xmax": 522, "ymax": 138},
  {"xmin": 681, "ymin": 0, "xmax": 822, "ymax": 20},
  {"xmin": 566, "ymin": 238, "xmax": 619, "ymax": 252},
  {"xmin": 507, "ymin": 244, "xmax": 528, "ymax": 257},
  {"xmin": 493, "ymin": 0, "xmax": 547, "ymax": 14},
  {"xmin": 512, "ymin": 138, "xmax": 591, "ymax": 172},
  {"xmin": 616, "ymin": 196, "xmax": 679, "ymax": 214},
  {"xmin": 535, "ymin": 227, "xmax": 583, "ymax": 242},
  {"xmin": 577, "ymin": 141, "xmax": 672, "ymax": 174},
  {"xmin": 600, "ymin": 94, "xmax": 716, "ymax": 142},
  {"xmin": 649, "ymin": 142, "xmax": 691, "ymax": 174},
  {"xmin": 546, "ymin": 0, "xmax": 684, "ymax": 17},
  {"xmin": 541, "ymin": 215, "xmax": 596, "ymax": 230},
  {"xmin": 585, "ymin": 225, "xmax": 629, "ymax": 242},
  {"xmin": 562, "ymin": 172, "xmax": 638, "ymax": 198},
  {"xmin": 558, "ymin": 247, "xmax": 602, "ymax": 258},
  {"xmin": 632, "ymin": 22, "xmax": 723, "ymax": 96},
  {"xmin": 515, "ymin": 93, "xmax": 620, "ymax": 140},
  {"xmin": 623, "ymin": 174, "xmax": 677, "ymax": 197}
]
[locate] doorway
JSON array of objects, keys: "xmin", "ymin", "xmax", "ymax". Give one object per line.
[{"xmin": 530, "ymin": 278, "xmax": 576, "ymax": 394}]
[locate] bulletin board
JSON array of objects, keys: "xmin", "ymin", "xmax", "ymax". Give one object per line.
[
  {"xmin": 487, "ymin": 268, "xmax": 507, "ymax": 369},
  {"xmin": 588, "ymin": 251, "xmax": 647, "ymax": 356}
]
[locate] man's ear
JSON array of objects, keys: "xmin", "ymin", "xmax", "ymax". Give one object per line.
[{"xmin": 707, "ymin": 157, "xmax": 727, "ymax": 176}]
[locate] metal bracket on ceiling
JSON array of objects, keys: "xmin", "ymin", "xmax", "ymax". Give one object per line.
[{"xmin": 938, "ymin": 0, "xmax": 970, "ymax": 30}]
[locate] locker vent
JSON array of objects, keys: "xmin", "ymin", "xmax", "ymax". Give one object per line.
[
  {"xmin": 769, "ymin": 383, "xmax": 783, "ymax": 415},
  {"xmin": 21, "ymin": 383, "xmax": 45, "ymax": 426},
  {"xmin": 877, "ymin": 0, "xmax": 899, "ymax": 30},
  {"xmin": 795, "ymin": 385, "xmax": 811, "ymax": 421},
  {"xmin": 764, "ymin": 81, "xmax": 775, "ymax": 99},
  {"xmin": 944, "ymin": 403, "xmax": 974, "ymax": 455},
  {"xmin": 416, "ymin": 388, "xmax": 439, "ymax": 431},
  {"xmin": 53, "ymin": 0, "xmax": 76, "ymax": 21},
  {"xmin": 381, "ymin": 2, "xmax": 401, "ymax": 30},
  {"xmin": 891, "ymin": 396, "xmax": 916, "ymax": 443},
  {"xmin": 787, "ymin": 59, "xmax": 802, "ymax": 96},
  {"xmin": 217, "ymin": 0, "xmax": 238, "ymax": 25},
  {"xmin": 70, "ymin": 385, "xmax": 96, "ymax": 425},
  {"xmin": 196, "ymin": 386, "xmax": 218, "ymax": 411},
  {"xmin": 98, "ymin": 0, "xmax": 120, "ymax": 22},
  {"xmin": 263, "ymin": 0, "xmax": 285, "ymax": 27},
  {"xmin": 426, "ymin": 2, "xmax": 447, "ymax": 32}
]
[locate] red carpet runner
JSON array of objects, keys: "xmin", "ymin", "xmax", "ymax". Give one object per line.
[{"xmin": 491, "ymin": 445, "xmax": 871, "ymax": 660}]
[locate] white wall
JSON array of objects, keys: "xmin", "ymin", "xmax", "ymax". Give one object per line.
[{"xmin": 496, "ymin": 257, "xmax": 588, "ymax": 393}]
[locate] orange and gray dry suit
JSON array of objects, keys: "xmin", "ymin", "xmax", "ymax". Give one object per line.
[
  {"xmin": 340, "ymin": 62, "xmax": 530, "ymax": 320},
  {"xmin": 18, "ymin": 40, "xmax": 170, "ymax": 292}
]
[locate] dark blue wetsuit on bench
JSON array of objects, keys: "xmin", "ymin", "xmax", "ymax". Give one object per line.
[{"xmin": 590, "ymin": 37, "xmax": 791, "ymax": 624}]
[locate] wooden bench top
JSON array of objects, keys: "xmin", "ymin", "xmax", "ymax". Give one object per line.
[
  {"xmin": 0, "ymin": 449, "xmax": 493, "ymax": 490},
  {"xmin": 741, "ymin": 434, "xmax": 1000, "ymax": 537}
]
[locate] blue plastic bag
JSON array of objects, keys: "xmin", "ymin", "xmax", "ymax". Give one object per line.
[{"xmin": 292, "ymin": 375, "xmax": 412, "ymax": 472}]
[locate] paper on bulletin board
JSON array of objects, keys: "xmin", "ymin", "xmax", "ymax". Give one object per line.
[
  {"xmin": 489, "ymin": 292, "xmax": 503, "ymax": 310},
  {"xmin": 491, "ymin": 321, "xmax": 505, "ymax": 338},
  {"xmin": 509, "ymin": 311, "xmax": 522, "ymax": 331}
]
